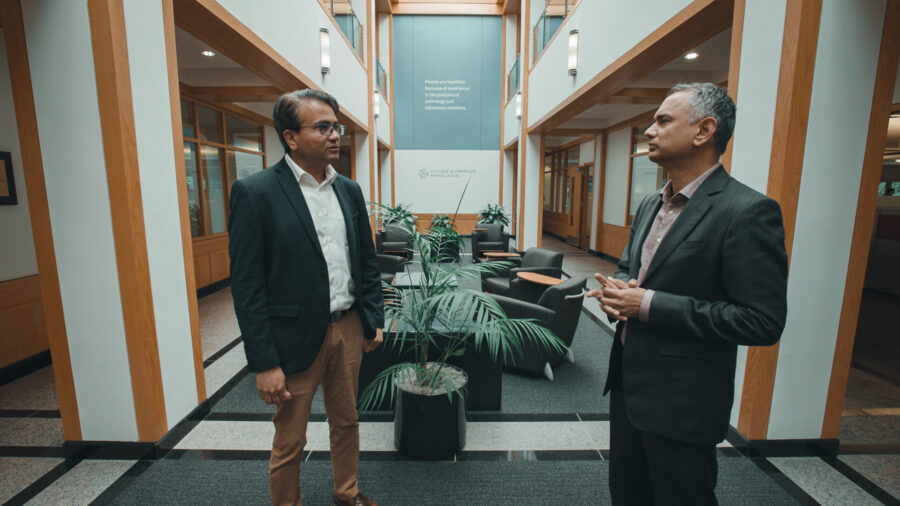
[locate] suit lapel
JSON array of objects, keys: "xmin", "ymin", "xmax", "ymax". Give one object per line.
[
  {"xmin": 273, "ymin": 159, "xmax": 325, "ymax": 262},
  {"xmin": 641, "ymin": 167, "xmax": 729, "ymax": 284}
]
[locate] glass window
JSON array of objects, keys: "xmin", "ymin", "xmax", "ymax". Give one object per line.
[
  {"xmin": 227, "ymin": 150, "xmax": 264, "ymax": 183},
  {"xmin": 181, "ymin": 99, "xmax": 195, "ymax": 139},
  {"xmin": 633, "ymin": 127, "xmax": 651, "ymax": 155},
  {"xmin": 198, "ymin": 105, "xmax": 222, "ymax": 144},
  {"xmin": 543, "ymin": 171, "xmax": 551, "ymax": 210},
  {"xmin": 567, "ymin": 148, "xmax": 579, "ymax": 168},
  {"xmin": 226, "ymin": 115, "xmax": 262, "ymax": 152},
  {"xmin": 201, "ymin": 145, "xmax": 227, "ymax": 234},
  {"xmin": 630, "ymin": 156, "xmax": 666, "ymax": 216},
  {"xmin": 184, "ymin": 142, "xmax": 201, "ymax": 237}
]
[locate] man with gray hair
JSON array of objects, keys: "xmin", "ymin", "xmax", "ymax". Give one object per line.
[{"xmin": 588, "ymin": 83, "xmax": 788, "ymax": 504}]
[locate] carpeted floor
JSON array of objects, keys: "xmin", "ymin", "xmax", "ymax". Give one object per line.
[
  {"xmin": 211, "ymin": 312, "xmax": 612, "ymax": 417},
  {"xmin": 100, "ymin": 456, "xmax": 799, "ymax": 505}
]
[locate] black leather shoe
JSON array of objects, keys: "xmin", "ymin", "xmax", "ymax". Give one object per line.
[{"xmin": 333, "ymin": 491, "xmax": 377, "ymax": 506}]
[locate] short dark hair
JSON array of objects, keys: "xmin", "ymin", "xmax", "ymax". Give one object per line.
[
  {"xmin": 668, "ymin": 82, "xmax": 736, "ymax": 154},
  {"xmin": 272, "ymin": 89, "xmax": 340, "ymax": 152}
]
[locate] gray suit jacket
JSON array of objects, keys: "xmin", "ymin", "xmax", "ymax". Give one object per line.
[{"xmin": 604, "ymin": 166, "xmax": 788, "ymax": 444}]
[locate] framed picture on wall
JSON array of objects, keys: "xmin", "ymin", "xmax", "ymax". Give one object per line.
[{"xmin": 0, "ymin": 151, "xmax": 17, "ymax": 205}]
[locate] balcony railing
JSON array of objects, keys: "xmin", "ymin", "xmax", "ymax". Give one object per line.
[
  {"xmin": 320, "ymin": 0, "xmax": 365, "ymax": 61},
  {"xmin": 532, "ymin": 0, "xmax": 579, "ymax": 62},
  {"xmin": 507, "ymin": 55, "xmax": 520, "ymax": 102},
  {"xmin": 376, "ymin": 59, "xmax": 387, "ymax": 96}
]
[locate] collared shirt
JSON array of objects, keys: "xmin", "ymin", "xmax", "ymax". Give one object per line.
[
  {"xmin": 636, "ymin": 163, "xmax": 721, "ymax": 322},
  {"xmin": 284, "ymin": 154, "xmax": 355, "ymax": 313}
]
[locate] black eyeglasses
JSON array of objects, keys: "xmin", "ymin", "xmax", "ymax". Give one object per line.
[{"xmin": 299, "ymin": 122, "xmax": 346, "ymax": 136}]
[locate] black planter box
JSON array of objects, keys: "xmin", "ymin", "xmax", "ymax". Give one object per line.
[
  {"xmin": 394, "ymin": 376, "xmax": 467, "ymax": 460},
  {"xmin": 358, "ymin": 331, "xmax": 501, "ymax": 411}
]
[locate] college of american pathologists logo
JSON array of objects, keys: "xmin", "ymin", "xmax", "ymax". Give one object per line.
[{"xmin": 418, "ymin": 168, "xmax": 429, "ymax": 180}]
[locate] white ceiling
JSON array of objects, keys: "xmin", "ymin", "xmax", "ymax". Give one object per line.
[
  {"xmin": 176, "ymin": 27, "xmax": 269, "ymax": 87},
  {"xmin": 553, "ymin": 28, "xmax": 732, "ymax": 134}
]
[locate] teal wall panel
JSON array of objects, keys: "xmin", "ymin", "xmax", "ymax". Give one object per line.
[{"xmin": 394, "ymin": 15, "xmax": 502, "ymax": 150}]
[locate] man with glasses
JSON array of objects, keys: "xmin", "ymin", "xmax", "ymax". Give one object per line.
[{"xmin": 229, "ymin": 89, "xmax": 383, "ymax": 506}]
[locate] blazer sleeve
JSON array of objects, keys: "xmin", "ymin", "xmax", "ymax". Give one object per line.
[
  {"xmin": 647, "ymin": 197, "xmax": 788, "ymax": 346},
  {"xmin": 228, "ymin": 180, "xmax": 280, "ymax": 371},
  {"xmin": 352, "ymin": 184, "xmax": 385, "ymax": 334}
]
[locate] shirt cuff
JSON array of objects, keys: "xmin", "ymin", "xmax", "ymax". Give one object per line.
[{"xmin": 638, "ymin": 289, "xmax": 655, "ymax": 322}]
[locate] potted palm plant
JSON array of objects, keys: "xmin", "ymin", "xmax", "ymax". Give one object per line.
[
  {"xmin": 428, "ymin": 214, "xmax": 461, "ymax": 263},
  {"xmin": 358, "ymin": 215, "xmax": 565, "ymax": 460},
  {"xmin": 477, "ymin": 204, "xmax": 510, "ymax": 228}
]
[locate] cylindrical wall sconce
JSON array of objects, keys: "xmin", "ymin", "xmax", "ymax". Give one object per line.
[
  {"xmin": 373, "ymin": 91, "xmax": 380, "ymax": 118},
  {"xmin": 320, "ymin": 28, "xmax": 331, "ymax": 74},
  {"xmin": 568, "ymin": 29, "xmax": 579, "ymax": 76},
  {"xmin": 515, "ymin": 91, "xmax": 522, "ymax": 119}
]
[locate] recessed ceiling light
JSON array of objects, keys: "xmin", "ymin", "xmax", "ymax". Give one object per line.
[
  {"xmin": 684, "ymin": 52, "xmax": 700, "ymax": 60},
  {"xmin": 200, "ymin": 50, "xmax": 216, "ymax": 57}
]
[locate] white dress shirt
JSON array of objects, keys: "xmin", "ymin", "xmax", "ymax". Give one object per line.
[{"xmin": 284, "ymin": 154, "xmax": 355, "ymax": 313}]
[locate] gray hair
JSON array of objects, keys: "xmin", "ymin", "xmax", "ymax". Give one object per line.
[
  {"xmin": 272, "ymin": 89, "xmax": 340, "ymax": 152},
  {"xmin": 668, "ymin": 82, "xmax": 736, "ymax": 154}
]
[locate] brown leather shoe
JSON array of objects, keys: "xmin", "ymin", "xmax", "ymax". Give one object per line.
[{"xmin": 333, "ymin": 491, "xmax": 377, "ymax": 506}]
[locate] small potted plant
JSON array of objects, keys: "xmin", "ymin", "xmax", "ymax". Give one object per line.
[
  {"xmin": 358, "ymin": 215, "xmax": 565, "ymax": 460},
  {"xmin": 477, "ymin": 204, "xmax": 510, "ymax": 228}
]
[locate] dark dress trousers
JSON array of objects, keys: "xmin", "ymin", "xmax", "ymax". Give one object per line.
[
  {"xmin": 228, "ymin": 159, "xmax": 384, "ymax": 375},
  {"xmin": 605, "ymin": 167, "xmax": 788, "ymax": 504}
]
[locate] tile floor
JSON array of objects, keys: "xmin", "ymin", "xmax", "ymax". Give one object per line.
[{"xmin": 1, "ymin": 234, "xmax": 897, "ymax": 505}]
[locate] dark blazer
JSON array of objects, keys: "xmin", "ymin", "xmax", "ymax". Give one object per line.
[
  {"xmin": 228, "ymin": 158, "xmax": 384, "ymax": 376},
  {"xmin": 604, "ymin": 166, "xmax": 788, "ymax": 445}
]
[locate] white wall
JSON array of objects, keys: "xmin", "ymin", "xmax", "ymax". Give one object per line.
[
  {"xmin": 23, "ymin": 0, "xmax": 138, "ymax": 441},
  {"xmin": 503, "ymin": 149, "xmax": 515, "ymax": 213},
  {"xmin": 375, "ymin": 96, "xmax": 391, "ymax": 144},
  {"xmin": 355, "ymin": 132, "xmax": 373, "ymax": 201},
  {"xmin": 216, "ymin": 0, "xmax": 369, "ymax": 123},
  {"xmin": 505, "ymin": 15, "xmax": 518, "ymax": 73},
  {"xmin": 767, "ymin": 0, "xmax": 886, "ymax": 439},
  {"xmin": 590, "ymin": 135, "xmax": 603, "ymax": 250},
  {"xmin": 264, "ymin": 125, "xmax": 282, "ymax": 167},
  {"xmin": 729, "ymin": 0, "xmax": 787, "ymax": 194},
  {"xmin": 527, "ymin": 0, "xmax": 692, "ymax": 126},
  {"xmin": 602, "ymin": 127, "xmax": 630, "ymax": 227},
  {"xmin": 504, "ymin": 95, "xmax": 520, "ymax": 147},
  {"xmin": 521, "ymin": 133, "xmax": 541, "ymax": 248},
  {"xmin": 123, "ymin": 0, "xmax": 198, "ymax": 430},
  {"xmin": 0, "ymin": 29, "xmax": 38, "ymax": 282},
  {"xmin": 379, "ymin": 149, "xmax": 392, "ymax": 205},
  {"xmin": 726, "ymin": 0, "xmax": 787, "ymax": 428},
  {"xmin": 394, "ymin": 150, "xmax": 500, "ymax": 213}
]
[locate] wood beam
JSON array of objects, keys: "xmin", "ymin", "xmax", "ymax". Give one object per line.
[
  {"xmin": 390, "ymin": 3, "xmax": 503, "ymax": 15},
  {"xmin": 173, "ymin": 0, "xmax": 367, "ymax": 131},
  {"xmin": 1, "ymin": 0, "xmax": 82, "ymax": 440},
  {"xmin": 548, "ymin": 128, "xmax": 605, "ymax": 137},
  {"xmin": 822, "ymin": 0, "xmax": 900, "ymax": 440},
  {"xmin": 737, "ymin": 0, "xmax": 823, "ymax": 441},
  {"xmin": 190, "ymin": 85, "xmax": 282, "ymax": 102}
]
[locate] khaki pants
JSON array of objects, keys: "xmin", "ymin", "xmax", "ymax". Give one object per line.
[{"xmin": 269, "ymin": 309, "xmax": 364, "ymax": 506}]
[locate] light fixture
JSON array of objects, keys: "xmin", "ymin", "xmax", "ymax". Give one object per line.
[
  {"xmin": 373, "ymin": 91, "xmax": 380, "ymax": 118},
  {"xmin": 567, "ymin": 29, "xmax": 579, "ymax": 76},
  {"xmin": 515, "ymin": 91, "xmax": 522, "ymax": 119},
  {"xmin": 200, "ymin": 50, "xmax": 216, "ymax": 57},
  {"xmin": 684, "ymin": 51, "xmax": 700, "ymax": 60},
  {"xmin": 319, "ymin": 28, "xmax": 331, "ymax": 74}
]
